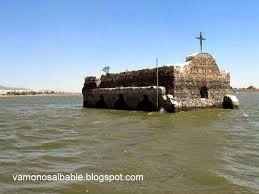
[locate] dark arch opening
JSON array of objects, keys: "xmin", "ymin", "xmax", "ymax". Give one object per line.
[
  {"xmin": 137, "ymin": 95, "xmax": 154, "ymax": 112},
  {"xmin": 114, "ymin": 94, "xmax": 129, "ymax": 110},
  {"xmin": 222, "ymin": 96, "xmax": 234, "ymax": 109},
  {"xmin": 200, "ymin": 86, "xmax": 209, "ymax": 98},
  {"xmin": 96, "ymin": 95, "xmax": 108, "ymax": 108},
  {"xmin": 83, "ymin": 100, "xmax": 88, "ymax": 107}
]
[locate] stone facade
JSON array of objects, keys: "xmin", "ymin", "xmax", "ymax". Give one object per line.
[
  {"xmin": 172, "ymin": 53, "xmax": 232, "ymax": 108},
  {"xmin": 84, "ymin": 86, "xmax": 177, "ymax": 112},
  {"xmin": 82, "ymin": 52, "xmax": 236, "ymax": 112},
  {"xmin": 99, "ymin": 66, "xmax": 175, "ymax": 94}
]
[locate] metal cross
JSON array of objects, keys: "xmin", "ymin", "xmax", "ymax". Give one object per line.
[{"xmin": 196, "ymin": 32, "xmax": 206, "ymax": 53}]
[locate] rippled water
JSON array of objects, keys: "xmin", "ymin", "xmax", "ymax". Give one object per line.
[{"xmin": 0, "ymin": 93, "xmax": 258, "ymax": 194}]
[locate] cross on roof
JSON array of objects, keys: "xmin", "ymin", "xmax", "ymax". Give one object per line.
[{"xmin": 196, "ymin": 32, "xmax": 206, "ymax": 53}]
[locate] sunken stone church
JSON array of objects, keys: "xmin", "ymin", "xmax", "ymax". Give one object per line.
[
  {"xmin": 82, "ymin": 32, "xmax": 239, "ymax": 112},
  {"xmin": 82, "ymin": 52, "xmax": 239, "ymax": 112}
]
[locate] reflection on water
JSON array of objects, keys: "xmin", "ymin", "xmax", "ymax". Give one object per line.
[{"xmin": 0, "ymin": 93, "xmax": 258, "ymax": 194}]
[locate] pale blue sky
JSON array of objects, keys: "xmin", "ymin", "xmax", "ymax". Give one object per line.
[{"xmin": 0, "ymin": 0, "xmax": 258, "ymax": 92}]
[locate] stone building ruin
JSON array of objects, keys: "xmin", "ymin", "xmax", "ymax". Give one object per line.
[{"xmin": 82, "ymin": 52, "xmax": 237, "ymax": 112}]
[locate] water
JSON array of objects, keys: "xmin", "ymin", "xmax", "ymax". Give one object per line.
[{"xmin": 0, "ymin": 93, "xmax": 258, "ymax": 194}]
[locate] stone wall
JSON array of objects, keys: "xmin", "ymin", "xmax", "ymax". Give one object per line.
[
  {"xmin": 173, "ymin": 53, "xmax": 232, "ymax": 99},
  {"xmin": 84, "ymin": 86, "xmax": 167, "ymax": 111},
  {"xmin": 99, "ymin": 66, "xmax": 175, "ymax": 94},
  {"xmin": 82, "ymin": 52, "xmax": 236, "ymax": 111}
]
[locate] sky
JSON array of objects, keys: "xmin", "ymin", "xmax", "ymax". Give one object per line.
[{"xmin": 0, "ymin": 0, "xmax": 259, "ymax": 92}]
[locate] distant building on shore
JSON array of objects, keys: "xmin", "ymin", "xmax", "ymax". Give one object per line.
[
  {"xmin": 0, "ymin": 88, "xmax": 58, "ymax": 96},
  {"xmin": 0, "ymin": 89, "xmax": 31, "ymax": 95},
  {"xmin": 234, "ymin": 86, "xmax": 259, "ymax": 92}
]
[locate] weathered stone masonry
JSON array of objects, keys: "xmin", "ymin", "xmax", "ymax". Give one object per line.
[
  {"xmin": 99, "ymin": 66, "xmax": 175, "ymax": 95},
  {"xmin": 82, "ymin": 52, "xmax": 237, "ymax": 111}
]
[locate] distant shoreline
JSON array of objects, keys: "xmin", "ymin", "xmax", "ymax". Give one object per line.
[
  {"xmin": 234, "ymin": 89, "xmax": 259, "ymax": 93},
  {"xmin": 0, "ymin": 93, "xmax": 82, "ymax": 97}
]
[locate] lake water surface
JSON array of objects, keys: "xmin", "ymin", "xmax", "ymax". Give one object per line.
[{"xmin": 0, "ymin": 93, "xmax": 258, "ymax": 194}]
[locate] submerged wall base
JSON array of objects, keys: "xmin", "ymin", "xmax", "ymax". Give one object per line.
[{"xmin": 83, "ymin": 86, "xmax": 239, "ymax": 112}]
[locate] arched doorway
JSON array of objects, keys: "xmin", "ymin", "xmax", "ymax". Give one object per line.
[
  {"xmin": 137, "ymin": 95, "xmax": 154, "ymax": 112},
  {"xmin": 96, "ymin": 95, "xmax": 108, "ymax": 108},
  {"xmin": 114, "ymin": 94, "xmax": 129, "ymax": 110},
  {"xmin": 200, "ymin": 86, "xmax": 209, "ymax": 98}
]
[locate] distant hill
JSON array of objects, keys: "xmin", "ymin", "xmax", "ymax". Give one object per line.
[
  {"xmin": 234, "ymin": 85, "xmax": 259, "ymax": 92},
  {"xmin": 247, "ymin": 85, "xmax": 257, "ymax": 90},
  {"xmin": 0, "ymin": 85, "xmax": 9, "ymax": 90},
  {"xmin": 0, "ymin": 85, "xmax": 27, "ymax": 90}
]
